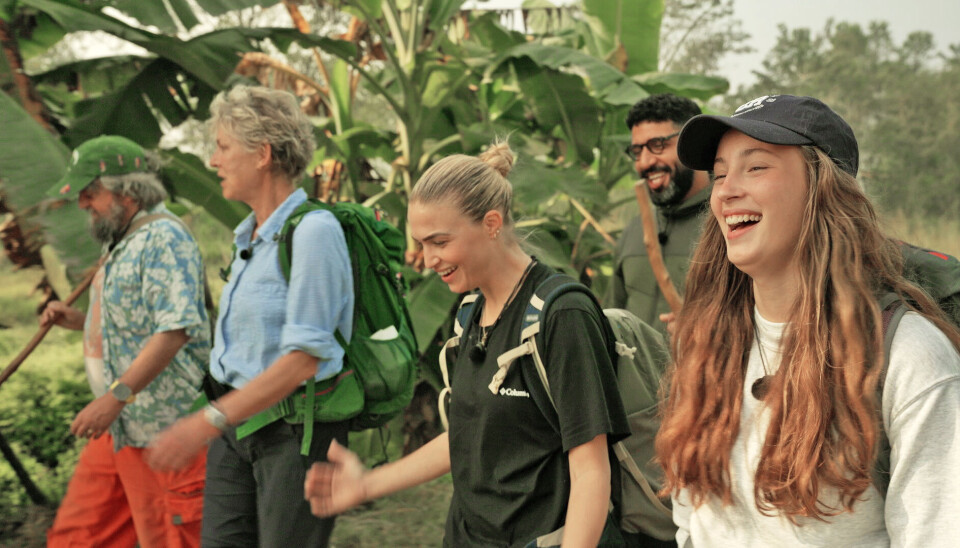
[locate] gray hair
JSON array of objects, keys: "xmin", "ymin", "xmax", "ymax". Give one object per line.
[
  {"xmin": 209, "ymin": 85, "xmax": 316, "ymax": 182},
  {"xmin": 411, "ymin": 141, "xmax": 516, "ymax": 225},
  {"xmin": 99, "ymin": 167, "xmax": 167, "ymax": 210}
]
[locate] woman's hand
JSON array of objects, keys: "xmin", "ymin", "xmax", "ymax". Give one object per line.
[
  {"xmin": 659, "ymin": 311, "xmax": 677, "ymax": 340},
  {"xmin": 304, "ymin": 439, "xmax": 368, "ymax": 517}
]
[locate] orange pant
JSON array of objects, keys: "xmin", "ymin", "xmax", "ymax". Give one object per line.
[{"xmin": 47, "ymin": 433, "xmax": 206, "ymax": 548}]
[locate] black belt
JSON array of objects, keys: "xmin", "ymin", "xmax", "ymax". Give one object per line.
[{"xmin": 202, "ymin": 373, "xmax": 234, "ymax": 401}]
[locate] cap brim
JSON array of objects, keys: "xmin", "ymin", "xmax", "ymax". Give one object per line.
[
  {"xmin": 45, "ymin": 171, "xmax": 93, "ymax": 200},
  {"xmin": 678, "ymin": 115, "xmax": 814, "ymax": 172}
]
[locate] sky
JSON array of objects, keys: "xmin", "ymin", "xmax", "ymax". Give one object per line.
[
  {"xmin": 720, "ymin": 0, "xmax": 960, "ymax": 89},
  {"xmin": 465, "ymin": 0, "xmax": 960, "ymax": 89}
]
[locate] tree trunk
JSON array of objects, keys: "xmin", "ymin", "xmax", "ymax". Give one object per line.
[
  {"xmin": 0, "ymin": 17, "xmax": 56, "ymax": 132},
  {"xmin": 0, "ymin": 17, "xmax": 58, "ymax": 301}
]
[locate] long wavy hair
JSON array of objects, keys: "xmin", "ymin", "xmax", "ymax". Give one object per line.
[{"xmin": 655, "ymin": 146, "xmax": 960, "ymax": 521}]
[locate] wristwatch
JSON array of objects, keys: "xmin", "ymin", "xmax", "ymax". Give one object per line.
[
  {"xmin": 109, "ymin": 380, "xmax": 135, "ymax": 404},
  {"xmin": 203, "ymin": 403, "xmax": 229, "ymax": 431}
]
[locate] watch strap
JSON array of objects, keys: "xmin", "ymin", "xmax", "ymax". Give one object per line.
[
  {"xmin": 203, "ymin": 403, "xmax": 229, "ymax": 431},
  {"xmin": 109, "ymin": 380, "xmax": 136, "ymax": 403}
]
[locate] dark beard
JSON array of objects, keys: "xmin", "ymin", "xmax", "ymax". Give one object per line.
[
  {"xmin": 90, "ymin": 202, "xmax": 129, "ymax": 245},
  {"xmin": 646, "ymin": 164, "xmax": 695, "ymax": 208}
]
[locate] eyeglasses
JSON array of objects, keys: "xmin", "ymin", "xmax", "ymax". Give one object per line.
[{"xmin": 624, "ymin": 132, "xmax": 680, "ymax": 160}]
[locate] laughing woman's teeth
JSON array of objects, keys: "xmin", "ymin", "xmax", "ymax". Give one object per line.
[{"xmin": 725, "ymin": 214, "xmax": 762, "ymax": 225}]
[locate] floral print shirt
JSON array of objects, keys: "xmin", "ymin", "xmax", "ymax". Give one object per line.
[{"xmin": 88, "ymin": 203, "xmax": 210, "ymax": 450}]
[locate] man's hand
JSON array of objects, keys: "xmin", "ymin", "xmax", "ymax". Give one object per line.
[
  {"xmin": 147, "ymin": 412, "xmax": 220, "ymax": 471},
  {"xmin": 304, "ymin": 440, "xmax": 368, "ymax": 517},
  {"xmin": 659, "ymin": 311, "xmax": 677, "ymax": 340},
  {"xmin": 70, "ymin": 394, "xmax": 125, "ymax": 439},
  {"xmin": 40, "ymin": 301, "xmax": 85, "ymax": 331}
]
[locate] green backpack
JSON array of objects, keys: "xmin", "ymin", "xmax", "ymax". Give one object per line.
[
  {"xmin": 897, "ymin": 242, "xmax": 960, "ymax": 326},
  {"xmin": 874, "ymin": 242, "xmax": 960, "ymax": 493},
  {"xmin": 439, "ymin": 273, "xmax": 676, "ymax": 543},
  {"xmin": 233, "ymin": 199, "xmax": 418, "ymax": 454}
]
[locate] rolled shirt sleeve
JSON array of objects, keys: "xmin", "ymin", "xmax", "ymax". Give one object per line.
[
  {"xmin": 280, "ymin": 209, "xmax": 354, "ymax": 380},
  {"xmin": 211, "ymin": 189, "xmax": 354, "ymax": 388}
]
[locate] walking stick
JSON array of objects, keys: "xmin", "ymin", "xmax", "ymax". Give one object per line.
[
  {"xmin": 634, "ymin": 180, "xmax": 683, "ymax": 314},
  {"xmin": 0, "ymin": 267, "xmax": 97, "ymax": 389},
  {"xmin": 0, "ymin": 426, "xmax": 50, "ymax": 506}
]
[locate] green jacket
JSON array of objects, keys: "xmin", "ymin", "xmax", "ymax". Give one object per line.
[{"xmin": 608, "ymin": 186, "xmax": 711, "ymax": 339}]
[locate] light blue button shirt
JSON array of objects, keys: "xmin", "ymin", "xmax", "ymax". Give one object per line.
[{"xmin": 211, "ymin": 189, "xmax": 353, "ymax": 388}]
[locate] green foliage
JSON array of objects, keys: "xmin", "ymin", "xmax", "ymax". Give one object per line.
[
  {"xmin": 2, "ymin": 0, "xmax": 727, "ymax": 446},
  {"xmin": 4, "ymin": 0, "xmax": 727, "ymax": 308},
  {"xmin": 407, "ymin": 274, "xmax": 459, "ymax": 356},
  {"xmin": 13, "ymin": 11, "xmax": 66, "ymax": 60},
  {"xmin": 0, "ymin": 261, "xmax": 87, "ymax": 516},
  {"xmin": 0, "ymin": 363, "xmax": 88, "ymax": 469},
  {"xmin": 633, "ymin": 72, "xmax": 729, "ymax": 101},
  {"xmin": 659, "ymin": 0, "xmax": 752, "ymax": 75},
  {"xmin": 0, "ymin": 94, "xmax": 99, "ymax": 282},
  {"xmin": 726, "ymin": 20, "xmax": 960, "ymax": 218},
  {"xmin": 580, "ymin": 0, "xmax": 663, "ymax": 75},
  {"xmin": 161, "ymin": 150, "xmax": 250, "ymax": 229}
]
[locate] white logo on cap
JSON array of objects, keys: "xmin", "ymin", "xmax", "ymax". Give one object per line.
[{"xmin": 733, "ymin": 95, "xmax": 779, "ymax": 116}]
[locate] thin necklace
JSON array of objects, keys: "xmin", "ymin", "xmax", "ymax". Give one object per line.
[
  {"xmin": 469, "ymin": 257, "xmax": 537, "ymax": 363},
  {"xmin": 751, "ymin": 321, "xmax": 773, "ymax": 400}
]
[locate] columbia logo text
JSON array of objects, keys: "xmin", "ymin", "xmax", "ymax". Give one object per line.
[{"xmin": 499, "ymin": 387, "xmax": 530, "ymax": 398}]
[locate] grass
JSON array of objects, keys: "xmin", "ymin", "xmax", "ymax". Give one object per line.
[
  {"xmin": 330, "ymin": 475, "xmax": 452, "ymax": 547},
  {"xmin": 0, "ymin": 479, "xmax": 452, "ymax": 548},
  {"xmin": 881, "ymin": 210, "xmax": 960, "ymax": 258}
]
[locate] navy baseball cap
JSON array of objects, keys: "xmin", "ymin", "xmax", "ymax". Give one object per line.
[{"xmin": 677, "ymin": 95, "xmax": 859, "ymax": 176}]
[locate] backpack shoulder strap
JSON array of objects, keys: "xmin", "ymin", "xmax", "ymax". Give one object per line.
[
  {"xmin": 874, "ymin": 295, "xmax": 909, "ymax": 496},
  {"xmin": 520, "ymin": 274, "xmax": 597, "ymax": 402},
  {"xmin": 278, "ymin": 199, "xmax": 331, "ymax": 282},
  {"xmin": 117, "ymin": 211, "xmax": 216, "ymax": 320},
  {"xmin": 454, "ymin": 293, "xmax": 480, "ymax": 338},
  {"xmin": 104, "ymin": 212, "xmax": 179, "ymax": 257},
  {"xmin": 219, "ymin": 243, "xmax": 237, "ymax": 282},
  {"xmin": 490, "ymin": 273, "xmax": 600, "ymax": 407},
  {"xmin": 275, "ymin": 199, "xmax": 334, "ymax": 450},
  {"xmin": 438, "ymin": 292, "xmax": 481, "ymax": 431}
]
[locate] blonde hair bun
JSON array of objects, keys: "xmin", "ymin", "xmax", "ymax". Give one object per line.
[{"xmin": 478, "ymin": 140, "xmax": 515, "ymax": 178}]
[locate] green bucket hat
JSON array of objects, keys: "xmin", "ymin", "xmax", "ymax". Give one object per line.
[{"xmin": 48, "ymin": 136, "xmax": 149, "ymax": 199}]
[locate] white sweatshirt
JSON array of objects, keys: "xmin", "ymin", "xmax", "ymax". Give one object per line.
[{"xmin": 674, "ymin": 310, "xmax": 960, "ymax": 547}]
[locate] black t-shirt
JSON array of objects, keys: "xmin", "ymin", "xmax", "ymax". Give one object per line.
[{"xmin": 444, "ymin": 262, "xmax": 629, "ymax": 547}]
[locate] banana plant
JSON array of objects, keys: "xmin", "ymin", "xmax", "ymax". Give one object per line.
[{"xmin": 1, "ymin": 0, "xmax": 729, "ymax": 385}]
